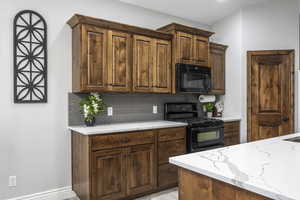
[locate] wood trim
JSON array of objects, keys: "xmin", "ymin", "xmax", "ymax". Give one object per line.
[
  {"xmin": 247, "ymin": 50, "xmax": 295, "ymax": 142},
  {"xmin": 157, "ymin": 23, "xmax": 214, "ymax": 37},
  {"xmin": 67, "ymin": 14, "xmax": 173, "ymax": 40}
]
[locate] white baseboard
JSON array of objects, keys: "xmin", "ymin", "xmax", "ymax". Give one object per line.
[{"xmin": 7, "ymin": 186, "xmax": 77, "ymax": 200}]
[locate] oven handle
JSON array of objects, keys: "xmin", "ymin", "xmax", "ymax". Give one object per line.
[{"xmin": 189, "ymin": 126, "xmax": 224, "ymax": 131}]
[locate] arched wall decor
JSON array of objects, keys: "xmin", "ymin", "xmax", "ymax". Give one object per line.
[{"xmin": 14, "ymin": 10, "xmax": 47, "ymax": 103}]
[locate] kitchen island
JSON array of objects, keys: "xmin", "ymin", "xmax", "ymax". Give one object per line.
[{"xmin": 170, "ymin": 133, "xmax": 300, "ymax": 200}]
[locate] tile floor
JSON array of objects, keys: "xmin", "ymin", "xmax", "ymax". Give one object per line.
[{"xmin": 68, "ymin": 188, "xmax": 178, "ymax": 200}]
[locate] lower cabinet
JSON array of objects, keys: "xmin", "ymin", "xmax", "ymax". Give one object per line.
[
  {"xmin": 224, "ymin": 121, "xmax": 240, "ymax": 146},
  {"xmin": 127, "ymin": 144, "xmax": 156, "ymax": 196},
  {"xmin": 92, "ymin": 149, "xmax": 127, "ymax": 200},
  {"xmin": 72, "ymin": 127, "xmax": 186, "ymax": 200}
]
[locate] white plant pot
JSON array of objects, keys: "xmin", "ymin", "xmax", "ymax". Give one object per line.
[{"xmin": 207, "ymin": 112, "xmax": 213, "ymax": 118}]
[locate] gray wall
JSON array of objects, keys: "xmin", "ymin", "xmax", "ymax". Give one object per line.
[{"xmin": 69, "ymin": 93, "xmax": 202, "ymax": 126}]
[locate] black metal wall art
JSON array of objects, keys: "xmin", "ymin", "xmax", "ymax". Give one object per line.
[{"xmin": 14, "ymin": 10, "xmax": 47, "ymax": 103}]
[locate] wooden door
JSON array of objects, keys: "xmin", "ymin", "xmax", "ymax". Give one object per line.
[
  {"xmin": 133, "ymin": 35, "xmax": 154, "ymax": 92},
  {"xmin": 248, "ymin": 50, "xmax": 294, "ymax": 141},
  {"xmin": 91, "ymin": 148, "xmax": 126, "ymax": 200},
  {"xmin": 126, "ymin": 144, "xmax": 156, "ymax": 196},
  {"xmin": 193, "ymin": 35, "xmax": 209, "ymax": 67},
  {"xmin": 107, "ymin": 30, "xmax": 132, "ymax": 92},
  {"xmin": 176, "ymin": 32, "xmax": 194, "ymax": 64},
  {"xmin": 153, "ymin": 39, "xmax": 172, "ymax": 93},
  {"xmin": 82, "ymin": 25, "xmax": 108, "ymax": 91},
  {"xmin": 210, "ymin": 43, "xmax": 227, "ymax": 94}
]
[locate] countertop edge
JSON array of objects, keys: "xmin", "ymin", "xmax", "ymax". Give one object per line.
[{"xmin": 69, "ymin": 121, "xmax": 188, "ymax": 135}]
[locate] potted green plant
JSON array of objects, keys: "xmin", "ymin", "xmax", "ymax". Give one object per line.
[
  {"xmin": 205, "ymin": 103, "xmax": 214, "ymax": 118},
  {"xmin": 80, "ymin": 93, "xmax": 106, "ymax": 126}
]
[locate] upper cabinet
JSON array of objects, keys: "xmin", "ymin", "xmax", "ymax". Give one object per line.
[
  {"xmin": 210, "ymin": 42, "xmax": 228, "ymax": 94},
  {"xmin": 158, "ymin": 23, "xmax": 214, "ymax": 67},
  {"xmin": 132, "ymin": 35, "xmax": 171, "ymax": 93},
  {"xmin": 68, "ymin": 14, "xmax": 172, "ymax": 93},
  {"xmin": 68, "ymin": 15, "xmax": 226, "ymax": 95},
  {"xmin": 107, "ymin": 30, "xmax": 132, "ymax": 92}
]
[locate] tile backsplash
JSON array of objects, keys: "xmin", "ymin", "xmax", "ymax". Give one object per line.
[{"xmin": 69, "ymin": 93, "xmax": 203, "ymax": 126}]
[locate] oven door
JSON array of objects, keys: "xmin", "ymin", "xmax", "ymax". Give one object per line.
[
  {"xmin": 188, "ymin": 126, "xmax": 224, "ymax": 152},
  {"xmin": 176, "ymin": 64, "xmax": 211, "ymax": 93}
]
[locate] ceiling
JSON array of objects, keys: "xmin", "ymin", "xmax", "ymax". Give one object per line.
[{"xmin": 119, "ymin": 0, "xmax": 271, "ymax": 25}]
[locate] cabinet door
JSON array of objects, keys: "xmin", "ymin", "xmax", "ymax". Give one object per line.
[
  {"xmin": 193, "ymin": 35, "xmax": 209, "ymax": 67},
  {"xmin": 176, "ymin": 32, "xmax": 194, "ymax": 64},
  {"xmin": 153, "ymin": 39, "xmax": 172, "ymax": 93},
  {"xmin": 107, "ymin": 31, "xmax": 132, "ymax": 92},
  {"xmin": 91, "ymin": 149, "xmax": 126, "ymax": 200},
  {"xmin": 82, "ymin": 25, "xmax": 108, "ymax": 91},
  {"xmin": 210, "ymin": 43, "xmax": 227, "ymax": 94},
  {"xmin": 127, "ymin": 144, "xmax": 156, "ymax": 196},
  {"xmin": 133, "ymin": 35, "xmax": 154, "ymax": 92}
]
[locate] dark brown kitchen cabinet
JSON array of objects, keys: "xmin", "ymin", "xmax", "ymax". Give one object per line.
[
  {"xmin": 68, "ymin": 14, "xmax": 172, "ymax": 93},
  {"xmin": 72, "ymin": 127, "xmax": 186, "ymax": 200},
  {"xmin": 176, "ymin": 32, "xmax": 194, "ymax": 64},
  {"xmin": 224, "ymin": 121, "xmax": 240, "ymax": 146},
  {"xmin": 91, "ymin": 148, "xmax": 127, "ymax": 200},
  {"xmin": 153, "ymin": 39, "xmax": 172, "ymax": 93},
  {"xmin": 107, "ymin": 30, "xmax": 132, "ymax": 92},
  {"xmin": 127, "ymin": 144, "xmax": 156, "ymax": 196},
  {"xmin": 193, "ymin": 35, "xmax": 209, "ymax": 66},
  {"xmin": 210, "ymin": 42, "xmax": 228, "ymax": 94},
  {"xmin": 132, "ymin": 35, "xmax": 154, "ymax": 92},
  {"xmin": 81, "ymin": 25, "xmax": 108, "ymax": 92},
  {"xmin": 133, "ymin": 35, "xmax": 172, "ymax": 93}
]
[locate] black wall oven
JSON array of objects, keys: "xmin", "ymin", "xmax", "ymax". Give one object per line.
[{"xmin": 176, "ymin": 63, "xmax": 211, "ymax": 93}]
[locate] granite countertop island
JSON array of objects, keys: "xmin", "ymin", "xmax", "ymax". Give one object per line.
[
  {"xmin": 69, "ymin": 120, "xmax": 188, "ymax": 135},
  {"xmin": 170, "ymin": 133, "xmax": 300, "ymax": 200}
]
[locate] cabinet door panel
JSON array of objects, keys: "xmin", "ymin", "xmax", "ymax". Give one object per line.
[
  {"xmin": 193, "ymin": 35, "xmax": 209, "ymax": 66},
  {"xmin": 92, "ymin": 149, "xmax": 126, "ymax": 200},
  {"xmin": 153, "ymin": 39, "xmax": 171, "ymax": 93},
  {"xmin": 82, "ymin": 25, "xmax": 107, "ymax": 91},
  {"xmin": 177, "ymin": 32, "xmax": 194, "ymax": 64},
  {"xmin": 107, "ymin": 31, "xmax": 132, "ymax": 92},
  {"xmin": 133, "ymin": 35, "xmax": 154, "ymax": 92},
  {"xmin": 127, "ymin": 144, "xmax": 156, "ymax": 196},
  {"xmin": 210, "ymin": 43, "xmax": 227, "ymax": 94}
]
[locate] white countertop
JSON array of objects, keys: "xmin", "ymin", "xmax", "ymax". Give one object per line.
[
  {"xmin": 170, "ymin": 133, "xmax": 300, "ymax": 200},
  {"xmin": 213, "ymin": 116, "xmax": 241, "ymax": 122},
  {"xmin": 69, "ymin": 120, "xmax": 188, "ymax": 135}
]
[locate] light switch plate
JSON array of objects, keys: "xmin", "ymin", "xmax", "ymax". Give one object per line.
[
  {"xmin": 107, "ymin": 107, "xmax": 113, "ymax": 116},
  {"xmin": 153, "ymin": 105, "xmax": 158, "ymax": 114},
  {"xmin": 8, "ymin": 176, "xmax": 16, "ymax": 187}
]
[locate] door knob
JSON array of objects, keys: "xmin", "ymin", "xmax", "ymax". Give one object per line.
[{"xmin": 282, "ymin": 116, "xmax": 289, "ymax": 122}]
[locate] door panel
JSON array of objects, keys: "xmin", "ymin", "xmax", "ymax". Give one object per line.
[
  {"xmin": 107, "ymin": 30, "xmax": 132, "ymax": 92},
  {"xmin": 177, "ymin": 32, "xmax": 194, "ymax": 64},
  {"xmin": 153, "ymin": 39, "xmax": 171, "ymax": 93},
  {"xmin": 133, "ymin": 35, "xmax": 153, "ymax": 92},
  {"xmin": 82, "ymin": 25, "xmax": 107, "ymax": 91},
  {"xmin": 248, "ymin": 51, "xmax": 294, "ymax": 141},
  {"xmin": 127, "ymin": 144, "xmax": 155, "ymax": 196},
  {"xmin": 92, "ymin": 149, "xmax": 126, "ymax": 200},
  {"xmin": 210, "ymin": 44, "xmax": 226, "ymax": 94},
  {"xmin": 193, "ymin": 35, "xmax": 209, "ymax": 66}
]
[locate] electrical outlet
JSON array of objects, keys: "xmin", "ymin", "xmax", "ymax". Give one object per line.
[
  {"xmin": 107, "ymin": 107, "xmax": 113, "ymax": 116},
  {"xmin": 8, "ymin": 176, "xmax": 16, "ymax": 187},
  {"xmin": 153, "ymin": 105, "xmax": 158, "ymax": 114}
]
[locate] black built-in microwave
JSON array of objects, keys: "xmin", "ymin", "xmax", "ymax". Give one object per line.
[{"xmin": 176, "ymin": 63, "xmax": 211, "ymax": 93}]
